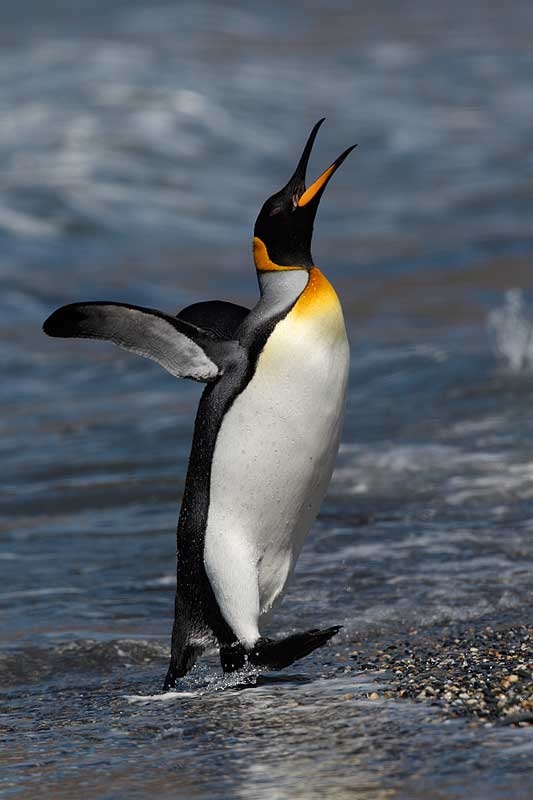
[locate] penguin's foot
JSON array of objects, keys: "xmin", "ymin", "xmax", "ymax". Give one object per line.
[
  {"xmin": 219, "ymin": 626, "xmax": 342, "ymax": 675},
  {"xmin": 249, "ymin": 626, "xmax": 342, "ymax": 671},
  {"xmin": 220, "ymin": 642, "xmax": 247, "ymax": 673}
]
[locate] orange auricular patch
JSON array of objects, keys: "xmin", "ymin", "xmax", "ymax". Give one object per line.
[{"xmin": 252, "ymin": 237, "xmax": 305, "ymax": 272}]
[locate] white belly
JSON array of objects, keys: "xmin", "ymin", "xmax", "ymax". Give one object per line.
[{"xmin": 204, "ymin": 300, "xmax": 349, "ymax": 643}]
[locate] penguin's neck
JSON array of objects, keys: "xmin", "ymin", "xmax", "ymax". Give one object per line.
[
  {"xmin": 256, "ymin": 268, "xmax": 309, "ymax": 314},
  {"xmin": 252, "ymin": 236, "xmax": 310, "ymax": 317},
  {"xmin": 237, "ymin": 264, "xmax": 308, "ymax": 347},
  {"xmin": 230, "ymin": 236, "xmax": 310, "ymax": 346}
]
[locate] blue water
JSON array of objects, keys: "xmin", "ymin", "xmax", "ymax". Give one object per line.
[{"xmin": 2, "ymin": 2, "xmax": 533, "ymax": 798}]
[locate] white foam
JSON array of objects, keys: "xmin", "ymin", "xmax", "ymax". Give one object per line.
[
  {"xmin": 335, "ymin": 432, "xmax": 533, "ymax": 508},
  {"xmin": 0, "ymin": 205, "xmax": 59, "ymax": 237},
  {"xmin": 0, "ymin": 586, "xmax": 81, "ymax": 600},
  {"xmin": 488, "ymin": 289, "xmax": 533, "ymax": 371},
  {"xmin": 124, "ymin": 690, "xmax": 198, "ymax": 703}
]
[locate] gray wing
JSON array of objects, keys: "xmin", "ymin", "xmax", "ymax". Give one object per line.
[{"xmin": 43, "ymin": 301, "xmax": 241, "ymax": 382}]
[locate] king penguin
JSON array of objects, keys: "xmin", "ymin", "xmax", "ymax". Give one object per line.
[{"xmin": 43, "ymin": 119, "xmax": 355, "ymax": 688}]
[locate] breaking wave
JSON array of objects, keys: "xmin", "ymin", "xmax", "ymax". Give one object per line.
[{"xmin": 488, "ymin": 289, "xmax": 533, "ymax": 371}]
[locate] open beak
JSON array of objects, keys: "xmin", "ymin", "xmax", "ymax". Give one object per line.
[
  {"xmin": 298, "ymin": 142, "xmax": 357, "ymax": 207},
  {"xmin": 282, "ymin": 117, "xmax": 357, "ymax": 209},
  {"xmin": 283, "ymin": 119, "xmax": 356, "ymax": 209}
]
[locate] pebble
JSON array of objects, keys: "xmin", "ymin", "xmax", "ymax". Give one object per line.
[{"xmin": 349, "ymin": 620, "xmax": 533, "ymax": 726}]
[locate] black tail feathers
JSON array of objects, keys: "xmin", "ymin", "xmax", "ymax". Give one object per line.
[{"xmin": 220, "ymin": 626, "xmax": 342, "ymax": 674}]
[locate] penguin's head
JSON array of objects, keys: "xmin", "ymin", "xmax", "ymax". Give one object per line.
[{"xmin": 253, "ymin": 119, "xmax": 356, "ymax": 271}]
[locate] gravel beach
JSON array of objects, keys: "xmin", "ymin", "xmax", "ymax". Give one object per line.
[{"xmin": 348, "ymin": 611, "xmax": 533, "ymax": 727}]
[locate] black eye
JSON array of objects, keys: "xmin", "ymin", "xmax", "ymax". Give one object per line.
[{"xmin": 269, "ymin": 205, "xmax": 281, "ymax": 217}]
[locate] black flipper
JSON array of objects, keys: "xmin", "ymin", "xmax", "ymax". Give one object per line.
[
  {"xmin": 220, "ymin": 626, "xmax": 342, "ymax": 674},
  {"xmin": 43, "ymin": 301, "xmax": 243, "ymax": 382},
  {"xmin": 177, "ymin": 300, "xmax": 250, "ymax": 340}
]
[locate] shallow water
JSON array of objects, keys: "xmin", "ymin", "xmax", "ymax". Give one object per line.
[{"xmin": 2, "ymin": 1, "xmax": 533, "ymax": 798}]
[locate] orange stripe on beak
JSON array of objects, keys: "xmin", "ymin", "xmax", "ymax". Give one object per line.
[
  {"xmin": 298, "ymin": 163, "xmax": 337, "ymax": 207},
  {"xmin": 297, "ymin": 144, "xmax": 357, "ymax": 208}
]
